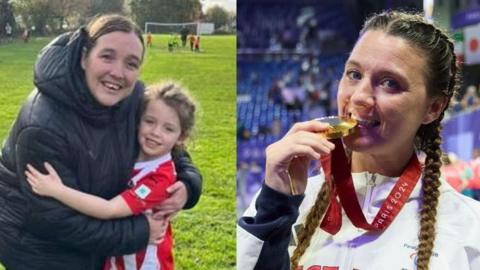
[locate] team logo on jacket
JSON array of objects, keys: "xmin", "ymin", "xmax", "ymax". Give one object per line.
[{"xmin": 404, "ymin": 243, "xmax": 438, "ymax": 267}]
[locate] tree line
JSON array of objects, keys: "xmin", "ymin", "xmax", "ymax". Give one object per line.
[{"xmin": 1, "ymin": 0, "xmax": 234, "ymax": 37}]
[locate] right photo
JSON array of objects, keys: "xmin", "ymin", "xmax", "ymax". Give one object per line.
[{"xmin": 237, "ymin": 0, "xmax": 480, "ymax": 269}]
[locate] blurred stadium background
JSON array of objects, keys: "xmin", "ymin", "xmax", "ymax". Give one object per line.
[{"xmin": 237, "ymin": 0, "xmax": 480, "ymax": 215}]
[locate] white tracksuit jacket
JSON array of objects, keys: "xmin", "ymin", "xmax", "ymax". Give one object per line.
[{"xmin": 238, "ymin": 171, "xmax": 480, "ymax": 270}]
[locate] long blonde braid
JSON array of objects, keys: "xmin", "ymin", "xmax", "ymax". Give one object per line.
[
  {"xmin": 290, "ymin": 182, "xmax": 330, "ymax": 269},
  {"xmin": 415, "ymin": 122, "xmax": 442, "ymax": 269},
  {"xmin": 414, "ymin": 37, "xmax": 458, "ymax": 269}
]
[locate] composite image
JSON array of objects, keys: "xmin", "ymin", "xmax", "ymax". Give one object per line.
[{"xmin": 1, "ymin": 0, "xmax": 480, "ymax": 269}]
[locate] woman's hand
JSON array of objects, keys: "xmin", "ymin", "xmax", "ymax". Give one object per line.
[
  {"xmin": 25, "ymin": 162, "xmax": 64, "ymax": 197},
  {"xmin": 152, "ymin": 181, "xmax": 188, "ymax": 219},
  {"xmin": 265, "ymin": 120, "xmax": 335, "ymax": 195}
]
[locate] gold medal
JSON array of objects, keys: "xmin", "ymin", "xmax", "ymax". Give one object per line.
[
  {"xmin": 287, "ymin": 116, "xmax": 357, "ymax": 195},
  {"xmin": 315, "ymin": 116, "xmax": 357, "ymax": 139}
]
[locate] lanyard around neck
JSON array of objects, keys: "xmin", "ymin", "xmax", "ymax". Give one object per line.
[{"xmin": 319, "ymin": 138, "xmax": 422, "ymax": 234}]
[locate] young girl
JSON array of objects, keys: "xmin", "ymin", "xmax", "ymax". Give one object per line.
[{"xmin": 25, "ymin": 82, "xmax": 197, "ymax": 270}]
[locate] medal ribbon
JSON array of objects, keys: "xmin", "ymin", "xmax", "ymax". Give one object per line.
[{"xmin": 319, "ymin": 138, "xmax": 422, "ymax": 234}]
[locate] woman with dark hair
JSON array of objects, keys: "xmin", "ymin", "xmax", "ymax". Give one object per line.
[
  {"xmin": 0, "ymin": 14, "xmax": 202, "ymax": 270},
  {"xmin": 238, "ymin": 11, "xmax": 480, "ymax": 270}
]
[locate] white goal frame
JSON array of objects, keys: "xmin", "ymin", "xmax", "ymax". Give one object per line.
[
  {"xmin": 144, "ymin": 22, "xmax": 215, "ymax": 35},
  {"xmin": 144, "ymin": 22, "xmax": 200, "ymax": 35}
]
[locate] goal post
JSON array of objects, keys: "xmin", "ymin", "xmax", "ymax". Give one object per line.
[
  {"xmin": 144, "ymin": 22, "xmax": 215, "ymax": 35},
  {"xmin": 143, "ymin": 22, "xmax": 214, "ymax": 51},
  {"xmin": 145, "ymin": 22, "xmax": 199, "ymax": 36}
]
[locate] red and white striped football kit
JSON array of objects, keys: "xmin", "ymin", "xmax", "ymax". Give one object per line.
[{"xmin": 105, "ymin": 153, "xmax": 176, "ymax": 270}]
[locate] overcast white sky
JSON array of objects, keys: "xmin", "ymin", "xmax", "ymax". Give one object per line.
[{"xmin": 201, "ymin": 0, "xmax": 236, "ymax": 13}]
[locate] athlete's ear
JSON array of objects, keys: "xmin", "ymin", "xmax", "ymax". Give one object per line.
[{"xmin": 422, "ymin": 95, "xmax": 448, "ymax": 124}]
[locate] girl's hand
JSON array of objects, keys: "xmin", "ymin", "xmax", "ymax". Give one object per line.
[
  {"xmin": 146, "ymin": 214, "xmax": 168, "ymax": 245},
  {"xmin": 25, "ymin": 162, "xmax": 64, "ymax": 197},
  {"xmin": 265, "ymin": 120, "xmax": 335, "ymax": 195}
]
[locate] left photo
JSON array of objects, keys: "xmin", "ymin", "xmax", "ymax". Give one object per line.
[{"xmin": 0, "ymin": 1, "xmax": 236, "ymax": 269}]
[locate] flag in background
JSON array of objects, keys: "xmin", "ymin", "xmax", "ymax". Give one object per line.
[
  {"xmin": 454, "ymin": 31, "xmax": 465, "ymax": 65},
  {"xmin": 464, "ymin": 23, "xmax": 480, "ymax": 65}
]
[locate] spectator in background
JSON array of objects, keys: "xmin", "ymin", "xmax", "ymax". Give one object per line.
[
  {"xmin": 282, "ymin": 79, "xmax": 305, "ymax": 111},
  {"xmin": 270, "ymin": 119, "xmax": 283, "ymax": 137},
  {"xmin": 237, "ymin": 161, "xmax": 250, "ymax": 212},
  {"xmin": 460, "ymin": 85, "xmax": 480, "ymax": 110},
  {"xmin": 470, "ymin": 148, "xmax": 480, "ymax": 200},
  {"xmin": 441, "ymin": 152, "xmax": 471, "ymax": 194},
  {"xmin": 448, "ymin": 94, "xmax": 463, "ymax": 115},
  {"xmin": 22, "ymin": 28, "xmax": 30, "ymax": 43},
  {"xmin": 5, "ymin": 23, "xmax": 12, "ymax": 42},
  {"xmin": 237, "ymin": 124, "xmax": 251, "ymax": 141},
  {"xmin": 268, "ymin": 79, "xmax": 283, "ymax": 105}
]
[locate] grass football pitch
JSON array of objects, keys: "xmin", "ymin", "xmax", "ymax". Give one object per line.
[{"xmin": 0, "ymin": 34, "xmax": 236, "ymax": 269}]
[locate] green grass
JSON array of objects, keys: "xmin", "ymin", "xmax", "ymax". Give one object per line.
[{"xmin": 0, "ymin": 34, "xmax": 236, "ymax": 269}]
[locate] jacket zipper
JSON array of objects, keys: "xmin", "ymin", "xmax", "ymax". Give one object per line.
[
  {"xmin": 362, "ymin": 172, "xmax": 377, "ymax": 219},
  {"xmin": 344, "ymin": 173, "xmax": 377, "ymax": 269}
]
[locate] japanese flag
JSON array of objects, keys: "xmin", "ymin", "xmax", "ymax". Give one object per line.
[{"xmin": 464, "ymin": 23, "xmax": 480, "ymax": 65}]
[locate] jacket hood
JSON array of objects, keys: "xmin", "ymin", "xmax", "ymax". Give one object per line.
[{"xmin": 34, "ymin": 28, "xmax": 143, "ymax": 124}]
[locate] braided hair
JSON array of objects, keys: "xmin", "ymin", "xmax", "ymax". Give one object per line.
[
  {"xmin": 290, "ymin": 182, "xmax": 330, "ymax": 268},
  {"xmin": 291, "ymin": 11, "xmax": 459, "ymax": 270}
]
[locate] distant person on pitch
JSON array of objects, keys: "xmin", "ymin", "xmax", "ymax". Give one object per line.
[
  {"xmin": 194, "ymin": 35, "xmax": 200, "ymax": 52},
  {"xmin": 147, "ymin": 31, "xmax": 153, "ymax": 48},
  {"xmin": 189, "ymin": 34, "xmax": 196, "ymax": 51},
  {"xmin": 180, "ymin": 27, "xmax": 189, "ymax": 47}
]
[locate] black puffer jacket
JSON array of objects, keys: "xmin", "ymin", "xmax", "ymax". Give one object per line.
[{"xmin": 0, "ymin": 28, "xmax": 202, "ymax": 270}]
